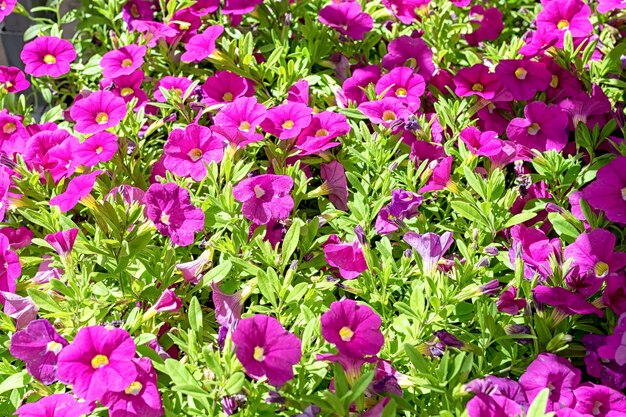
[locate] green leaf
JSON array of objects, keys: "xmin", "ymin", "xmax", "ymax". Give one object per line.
[
  {"xmin": 0, "ymin": 371, "xmax": 28, "ymax": 395},
  {"xmin": 281, "ymin": 219, "xmax": 302, "ymax": 269},
  {"xmin": 188, "ymin": 296, "xmax": 203, "ymax": 335},
  {"xmin": 198, "ymin": 260, "xmax": 232, "ymax": 288},
  {"xmin": 27, "ymin": 288, "xmax": 63, "ymax": 313},
  {"xmin": 223, "ymin": 372, "xmax": 245, "ymax": 395},
  {"xmin": 526, "ymin": 388, "xmax": 554, "ymax": 417}
]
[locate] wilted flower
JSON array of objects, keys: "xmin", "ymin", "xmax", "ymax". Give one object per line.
[
  {"xmin": 0, "ymin": 234, "xmax": 21, "ymax": 303},
  {"xmin": 45, "ymin": 228, "xmax": 78, "ymax": 261},
  {"xmin": 533, "ymin": 285, "xmax": 604, "ymax": 317}
]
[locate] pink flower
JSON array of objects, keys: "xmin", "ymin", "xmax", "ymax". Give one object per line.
[
  {"xmin": 459, "ymin": 126, "xmax": 503, "ymax": 157},
  {"xmin": 50, "ymin": 170, "xmax": 101, "ymax": 212},
  {"xmin": 101, "ymin": 70, "xmax": 148, "ymax": 108},
  {"xmin": 375, "ymin": 67, "xmax": 426, "ymax": 112},
  {"xmin": 466, "ymin": 393, "xmax": 524, "ymax": 417},
  {"xmin": 573, "ymin": 384, "xmax": 626, "ymax": 417},
  {"xmin": 176, "ymin": 250, "xmax": 212, "ymax": 284},
  {"xmin": 340, "ymin": 65, "xmax": 381, "ymax": 106},
  {"xmin": 375, "ymin": 189, "xmax": 423, "ymax": 234},
  {"xmin": 0, "ymin": 0, "xmax": 16, "ymax": 22},
  {"xmin": 287, "ymin": 79, "xmax": 310, "ymax": 105},
  {"xmin": 100, "ymin": 358, "xmax": 164, "ymax": 417},
  {"xmin": 152, "ymin": 289, "xmax": 182, "ymax": 313},
  {"xmin": 153, "ymin": 76, "xmax": 193, "ymax": 102},
  {"xmin": 520, "ymin": 353, "xmax": 581, "ymax": 411},
  {"xmin": 358, "ymin": 98, "xmax": 411, "ymax": 128},
  {"xmin": 597, "ymin": 313, "xmax": 626, "ymax": 365},
  {"xmin": 70, "ymin": 90, "xmax": 127, "ymax": 134},
  {"xmin": 122, "ymin": 0, "xmax": 153, "ymax": 23},
  {"xmin": 454, "ymin": 64, "xmax": 501, "ymax": 99},
  {"xmin": 222, "ymin": 0, "xmax": 264, "ymax": 15},
  {"xmin": 232, "ymin": 314, "xmax": 302, "ymax": 386},
  {"xmin": 131, "ymin": 21, "xmax": 177, "ymax": 47},
  {"xmin": 464, "ymin": 5, "xmax": 504, "ymax": 46},
  {"xmin": 0, "ymin": 65, "xmax": 29, "ymax": 93},
  {"xmin": 2, "ymin": 292, "xmax": 38, "ymax": 330},
  {"xmin": 32, "ymin": 255, "xmax": 63, "ymax": 284},
  {"xmin": 321, "ymin": 299, "xmax": 384, "ymax": 358},
  {"xmin": 564, "ymin": 228, "xmax": 626, "ymax": 282},
  {"xmin": 495, "ymin": 59, "xmax": 552, "ymax": 101},
  {"xmin": 232, "ymin": 174, "xmax": 294, "ymax": 225},
  {"xmin": 583, "ymin": 156, "xmax": 626, "ymax": 224},
  {"xmin": 382, "ymin": 0, "xmax": 429, "ymax": 24},
  {"xmin": 536, "ymin": 0, "xmax": 592, "ymax": 48},
  {"xmin": 260, "ymin": 102, "xmax": 312, "ymax": 140},
  {"xmin": 163, "ymin": 124, "xmax": 225, "ymax": 181},
  {"xmin": 533, "ymin": 285, "xmax": 604, "ymax": 317},
  {"xmin": 57, "ymin": 325, "xmax": 138, "ymax": 401},
  {"xmin": 320, "ymin": 161, "xmax": 348, "ymax": 211},
  {"xmin": 0, "ymin": 234, "xmax": 21, "ymax": 304},
  {"xmin": 0, "ymin": 226, "xmax": 33, "ymax": 250},
  {"xmin": 382, "ymin": 36, "xmax": 435, "ymax": 81},
  {"xmin": 496, "ymin": 287, "xmax": 526, "ymax": 315},
  {"xmin": 181, "ymin": 25, "xmax": 224, "ymax": 63},
  {"xmin": 201, "ymin": 71, "xmax": 255, "ymax": 107},
  {"xmin": 404, "ymin": 231, "xmax": 454, "ymax": 273},
  {"xmin": 75, "ymin": 132, "xmax": 118, "ymax": 167},
  {"xmin": 14, "ymin": 393, "xmax": 93, "ymax": 417},
  {"xmin": 506, "ymin": 101, "xmax": 569, "ymax": 152},
  {"xmin": 45, "ymin": 228, "xmax": 78, "ymax": 260},
  {"xmin": 598, "ymin": 0, "xmax": 626, "ymax": 13},
  {"xmin": 318, "ymin": 2, "xmax": 373, "ymax": 41},
  {"xmin": 9, "ymin": 319, "xmax": 68, "ymax": 384},
  {"xmin": 419, "ymin": 156, "xmax": 454, "ymax": 193},
  {"xmin": 323, "ymin": 234, "xmax": 368, "ymax": 279},
  {"xmin": 100, "ymin": 44, "xmax": 147, "ymax": 78},
  {"xmin": 20, "ymin": 36, "xmax": 76, "ymax": 78},
  {"xmin": 603, "ymin": 273, "xmax": 626, "ymax": 315},
  {"xmin": 214, "ymin": 96, "xmax": 267, "ymax": 143},
  {"xmin": 295, "ymin": 111, "xmax": 350, "ymax": 155},
  {"xmin": 144, "ymin": 183, "xmax": 205, "ymax": 247}
]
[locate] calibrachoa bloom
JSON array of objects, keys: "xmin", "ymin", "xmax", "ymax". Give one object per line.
[
  {"xmin": 214, "ymin": 96, "xmax": 267, "ymax": 143},
  {"xmin": 201, "ymin": 71, "xmax": 255, "ymax": 107},
  {"xmin": 100, "ymin": 44, "xmax": 147, "ymax": 78},
  {"xmin": 520, "ymin": 353, "xmax": 581, "ymax": 411},
  {"xmin": 20, "ymin": 36, "xmax": 76, "ymax": 78},
  {"xmin": 454, "ymin": 64, "xmax": 501, "ymax": 100},
  {"xmin": 0, "ymin": 66, "xmax": 29, "ymax": 93},
  {"xmin": 533, "ymin": 285, "xmax": 604, "ymax": 317},
  {"xmin": 320, "ymin": 299, "xmax": 384, "ymax": 358},
  {"xmin": 318, "ymin": 2, "xmax": 373, "ymax": 41},
  {"xmin": 375, "ymin": 189, "xmax": 423, "ymax": 234},
  {"xmin": 163, "ymin": 123, "xmax": 225, "ymax": 181},
  {"xmin": 419, "ymin": 156, "xmax": 455, "ymax": 193},
  {"xmin": 382, "ymin": 0, "xmax": 428, "ymax": 24},
  {"xmin": 496, "ymin": 287, "xmax": 526, "ymax": 315},
  {"xmin": 464, "ymin": 5, "xmax": 504, "ymax": 46},
  {"xmin": 144, "ymin": 183, "xmax": 205, "ymax": 247},
  {"xmin": 564, "ymin": 228, "xmax": 626, "ymax": 280},
  {"xmin": 10, "ymin": 319, "xmax": 68, "ymax": 384},
  {"xmin": 495, "ymin": 59, "xmax": 551, "ymax": 101},
  {"xmin": 231, "ymin": 314, "xmax": 302, "ymax": 386},
  {"xmin": 57, "ymin": 325, "xmax": 138, "ymax": 401},
  {"xmin": 75, "ymin": 132, "xmax": 118, "ymax": 167},
  {"xmin": 573, "ymin": 384, "xmax": 626, "ymax": 416},
  {"xmin": 583, "ymin": 156, "xmax": 626, "ymax": 224},
  {"xmin": 50, "ymin": 170, "xmax": 101, "ymax": 212},
  {"xmin": 70, "ymin": 90, "xmax": 127, "ymax": 134},
  {"xmin": 0, "ymin": 0, "xmax": 16, "ymax": 22},
  {"xmin": 536, "ymin": 0, "xmax": 592, "ymax": 47},
  {"xmin": 0, "ymin": 234, "xmax": 21, "ymax": 303},
  {"xmin": 45, "ymin": 228, "xmax": 78, "ymax": 260},
  {"xmin": 506, "ymin": 101, "xmax": 569, "ymax": 152},
  {"xmin": 102, "ymin": 69, "xmax": 148, "ymax": 108},
  {"xmin": 260, "ymin": 102, "xmax": 312, "ymax": 140},
  {"xmin": 358, "ymin": 98, "xmax": 411, "ymax": 128},
  {"xmin": 323, "ymin": 234, "xmax": 368, "ymax": 279},
  {"xmin": 375, "ymin": 67, "xmax": 426, "ymax": 111},
  {"xmin": 319, "ymin": 161, "xmax": 349, "ymax": 211},
  {"xmin": 404, "ymin": 231, "xmax": 454, "ymax": 273},
  {"xmin": 180, "ymin": 25, "xmax": 224, "ymax": 63},
  {"xmin": 2, "ymin": 292, "xmax": 38, "ymax": 329},
  {"xmin": 382, "ymin": 36, "xmax": 435, "ymax": 81},
  {"xmin": 232, "ymin": 174, "xmax": 294, "ymax": 225},
  {"xmin": 295, "ymin": 111, "xmax": 350, "ymax": 154},
  {"xmin": 153, "ymin": 76, "xmax": 193, "ymax": 102},
  {"xmin": 14, "ymin": 393, "xmax": 93, "ymax": 417}
]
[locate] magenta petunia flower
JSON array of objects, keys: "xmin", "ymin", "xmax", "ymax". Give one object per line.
[
  {"xmin": 464, "ymin": 5, "xmax": 504, "ymax": 46},
  {"xmin": 419, "ymin": 156, "xmax": 454, "ymax": 193},
  {"xmin": 214, "ymin": 96, "xmax": 267, "ymax": 143},
  {"xmin": 0, "ymin": 167, "xmax": 12, "ymax": 222},
  {"xmin": 295, "ymin": 111, "xmax": 350, "ymax": 155},
  {"xmin": 375, "ymin": 189, "xmax": 423, "ymax": 234},
  {"xmin": 466, "ymin": 393, "xmax": 524, "ymax": 417},
  {"xmin": 187, "ymin": 0, "xmax": 220, "ymax": 15},
  {"xmin": 382, "ymin": 0, "xmax": 428, "ymax": 24},
  {"xmin": 559, "ymin": 85, "xmax": 612, "ymax": 130},
  {"xmin": 122, "ymin": 0, "xmax": 153, "ymax": 23},
  {"xmin": 598, "ymin": 0, "xmax": 626, "ymax": 13},
  {"xmin": 57, "ymin": 325, "xmax": 138, "ymax": 401},
  {"xmin": 144, "ymin": 182, "xmax": 205, "ymax": 247},
  {"xmin": 319, "ymin": 2, "xmax": 373, "ymax": 41},
  {"xmin": 201, "ymin": 71, "xmax": 255, "ymax": 107},
  {"xmin": 260, "ymin": 102, "xmax": 312, "ymax": 140},
  {"xmin": 153, "ymin": 76, "xmax": 193, "ymax": 102},
  {"xmin": 573, "ymin": 384, "xmax": 626, "ymax": 417},
  {"xmin": 404, "ymin": 231, "xmax": 454, "ymax": 273},
  {"xmin": 102, "ymin": 70, "xmax": 148, "ymax": 108},
  {"xmin": 75, "ymin": 131, "xmax": 118, "ymax": 167},
  {"xmin": 9, "ymin": 319, "xmax": 68, "ymax": 384},
  {"xmin": 323, "ymin": 234, "xmax": 368, "ymax": 279},
  {"xmin": 287, "ymin": 79, "xmax": 310, "ymax": 105},
  {"xmin": 320, "ymin": 161, "xmax": 349, "ymax": 211},
  {"xmin": 564, "ymin": 228, "xmax": 626, "ymax": 282},
  {"xmin": 45, "ymin": 228, "xmax": 78, "ymax": 260},
  {"xmin": 454, "ymin": 64, "xmax": 501, "ymax": 100},
  {"xmin": 320, "ymin": 299, "xmax": 384, "ymax": 358},
  {"xmin": 509, "ymin": 224, "xmax": 560, "ymax": 280},
  {"xmin": 50, "ymin": 170, "xmax": 101, "ymax": 213},
  {"xmin": 70, "ymin": 90, "xmax": 127, "ymax": 134},
  {"xmin": 597, "ymin": 313, "xmax": 626, "ymax": 366},
  {"xmin": 495, "ymin": 59, "xmax": 552, "ymax": 101},
  {"xmin": 536, "ymin": 0, "xmax": 592, "ymax": 48},
  {"xmin": 131, "ymin": 20, "xmax": 177, "ymax": 48},
  {"xmin": 533, "ymin": 285, "xmax": 604, "ymax": 317},
  {"xmin": 0, "ymin": 65, "xmax": 30, "ymax": 93},
  {"xmin": 459, "ymin": 126, "xmax": 503, "ymax": 157},
  {"xmin": 222, "ymin": 0, "xmax": 264, "ymax": 15},
  {"xmin": 520, "ymin": 353, "xmax": 581, "ymax": 411},
  {"xmin": 152, "ymin": 288, "xmax": 182, "ymax": 313},
  {"xmin": 0, "ymin": 226, "xmax": 33, "ymax": 250},
  {"xmin": 382, "ymin": 36, "xmax": 435, "ymax": 81},
  {"xmin": 100, "ymin": 357, "xmax": 164, "ymax": 417},
  {"xmin": 0, "ymin": 0, "xmax": 16, "ymax": 22},
  {"xmin": 340, "ymin": 65, "xmax": 381, "ymax": 106},
  {"xmin": 603, "ymin": 273, "xmax": 626, "ymax": 315},
  {"xmin": 231, "ymin": 314, "xmax": 302, "ymax": 386},
  {"xmin": 100, "ymin": 44, "xmax": 147, "ymax": 79},
  {"xmin": 2, "ymin": 292, "xmax": 38, "ymax": 330},
  {"xmin": 181, "ymin": 25, "xmax": 224, "ymax": 63},
  {"xmin": 232, "ymin": 174, "xmax": 294, "ymax": 225},
  {"xmin": 32, "ymin": 255, "xmax": 63, "ymax": 284},
  {"xmin": 583, "ymin": 156, "xmax": 626, "ymax": 224},
  {"xmin": 496, "ymin": 287, "xmax": 526, "ymax": 315},
  {"xmin": 375, "ymin": 67, "xmax": 426, "ymax": 112},
  {"xmin": 0, "ymin": 234, "xmax": 21, "ymax": 304},
  {"xmin": 14, "ymin": 393, "xmax": 93, "ymax": 417},
  {"xmin": 358, "ymin": 98, "xmax": 411, "ymax": 128},
  {"xmin": 176, "ymin": 250, "xmax": 212, "ymax": 284},
  {"xmin": 163, "ymin": 123, "xmax": 225, "ymax": 181},
  {"xmin": 506, "ymin": 101, "xmax": 569, "ymax": 152},
  {"xmin": 20, "ymin": 36, "xmax": 76, "ymax": 78}
]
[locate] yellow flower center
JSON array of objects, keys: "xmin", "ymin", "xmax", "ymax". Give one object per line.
[
  {"xmin": 550, "ymin": 74, "xmax": 559, "ymax": 88},
  {"xmin": 592, "ymin": 401, "xmax": 603, "ymax": 416},
  {"xmin": 121, "ymin": 58, "xmax": 133, "ymax": 67},
  {"xmin": 557, "ymin": 20, "xmax": 570, "ymax": 30},
  {"xmin": 124, "ymin": 381, "xmax": 143, "ymax": 395},
  {"xmin": 91, "ymin": 354, "xmax": 109, "ymax": 369},
  {"xmin": 43, "ymin": 54, "xmax": 57, "ymax": 64},
  {"xmin": 382, "ymin": 110, "xmax": 397, "ymax": 122},
  {"xmin": 527, "ymin": 122, "xmax": 541, "ymax": 136},
  {"xmin": 120, "ymin": 87, "xmax": 134, "ymax": 97},
  {"xmin": 173, "ymin": 88, "xmax": 183, "ymax": 97},
  {"xmin": 188, "ymin": 148, "xmax": 203, "ymax": 162},
  {"xmin": 315, "ymin": 129, "xmax": 329, "ymax": 137},
  {"xmin": 178, "ymin": 22, "xmax": 190, "ymax": 30},
  {"xmin": 239, "ymin": 121, "xmax": 251, "ymax": 132},
  {"xmin": 3, "ymin": 122, "xmax": 16, "ymax": 134},
  {"xmin": 396, "ymin": 87, "xmax": 407, "ymax": 98},
  {"xmin": 46, "ymin": 341, "xmax": 63, "ymax": 355},
  {"xmin": 282, "ymin": 120, "xmax": 295, "ymax": 129},
  {"xmin": 95, "ymin": 146, "xmax": 103, "ymax": 154},
  {"xmin": 223, "ymin": 92, "xmax": 233, "ymax": 102},
  {"xmin": 253, "ymin": 346, "xmax": 265, "ymax": 361},
  {"xmin": 160, "ymin": 212, "xmax": 170, "ymax": 225},
  {"xmin": 5, "ymin": 81, "xmax": 12, "ymax": 88},
  {"xmin": 95, "ymin": 112, "xmax": 109, "ymax": 124},
  {"xmin": 514, "ymin": 68, "xmax": 528, "ymax": 80},
  {"xmin": 594, "ymin": 261, "xmax": 609, "ymax": 278},
  {"xmin": 622, "ymin": 187, "xmax": 626, "ymax": 201},
  {"xmin": 339, "ymin": 326, "xmax": 354, "ymax": 342},
  {"xmin": 254, "ymin": 184, "xmax": 265, "ymax": 198},
  {"xmin": 0, "ymin": 1, "xmax": 6, "ymax": 10},
  {"xmin": 472, "ymin": 83, "xmax": 484, "ymax": 92}
]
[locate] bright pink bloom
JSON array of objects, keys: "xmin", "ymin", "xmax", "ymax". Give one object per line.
[
  {"xmin": 232, "ymin": 314, "xmax": 302, "ymax": 386},
  {"xmin": 14, "ymin": 393, "xmax": 93, "ymax": 417},
  {"xmin": 260, "ymin": 102, "xmax": 312, "ymax": 140},
  {"xmin": 9, "ymin": 319, "xmax": 68, "ymax": 384},
  {"xmin": 358, "ymin": 97, "xmax": 411, "ymax": 128},
  {"xmin": 321, "ymin": 299, "xmax": 384, "ymax": 358},
  {"xmin": 131, "ymin": 21, "xmax": 177, "ymax": 48},
  {"xmin": 295, "ymin": 111, "xmax": 350, "ymax": 155},
  {"xmin": 181, "ymin": 25, "xmax": 224, "ymax": 63},
  {"xmin": 164, "ymin": 124, "xmax": 225, "ymax": 181},
  {"xmin": 287, "ymin": 79, "xmax": 310, "ymax": 105},
  {"xmin": 211, "ymin": 281, "xmax": 242, "ymax": 329},
  {"xmin": 0, "ymin": 0, "xmax": 16, "ymax": 22},
  {"xmin": 70, "ymin": 90, "xmax": 127, "ymax": 134},
  {"xmin": 382, "ymin": 0, "xmax": 429, "ymax": 24},
  {"xmin": 201, "ymin": 71, "xmax": 255, "ymax": 107},
  {"xmin": 50, "ymin": 170, "xmax": 101, "ymax": 213},
  {"xmin": 454, "ymin": 64, "xmax": 501, "ymax": 99},
  {"xmin": 382, "ymin": 36, "xmax": 435, "ymax": 81},
  {"xmin": 122, "ymin": 0, "xmax": 153, "ymax": 23},
  {"xmin": 583, "ymin": 156, "xmax": 626, "ymax": 224},
  {"xmin": 0, "ymin": 110, "xmax": 28, "ymax": 155},
  {"xmin": 466, "ymin": 393, "xmax": 524, "ymax": 417},
  {"xmin": 45, "ymin": 228, "xmax": 78, "ymax": 260},
  {"xmin": 506, "ymin": 101, "xmax": 569, "ymax": 152},
  {"xmin": 2, "ymin": 292, "xmax": 37, "ymax": 330},
  {"xmin": 534, "ymin": 285, "xmax": 604, "ymax": 317},
  {"xmin": 319, "ymin": 2, "xmax": 373, "ymax": 40},
  {"xmin": 496, "ymin": 287, "xmax": 526, "ymax": 315},
  {"xmin": 419, "ymin": 156, "xmax": 454, "ymax": 193},
  {"xmin": 32, "ymin": 255, "xmax": 63, "ymax": 284},
  {"xmin": 459, "ymin": 126, "xmax": 503, "ymax": 157},
  {"xmin": 320, "ymin": 161, "xmax": 348, "ymax": 211},
  {"xmin": 100, "ymin": 44, "xmax": 147, "ymax": 78},
  {"xmin": 214, "ymin": 96, "xmax": 267, "ymax": 143},
  {"xmin": 375, "ymin": 67, "xmax": 426, "ymax": 112},
  {"xmin": 152, "ymin": 289, "xmax": 182, "ymax": 313},
  {"xmin": 536, "ymin": 0, "xmax": 592, "ymax": 48},
  {"xmin": 176, "ymin": 251, "xmax": 212, "ymax": 284},
  {"xmin": 57, "ymin": 325, "xmax": 138, "ymax": 401},
  {"xmin": 464, "ymin": 5, "xmax": 504, "ymax": 46},
  {"xmin": 598, "ymin": 0, "xmax": 626, "ymax": 13},
  {"xmin": 323, "ymin": 234, "xmax": 368, "ymax": 279},
  {"xmin": 0, "ymin": 234, "xmax": 21, "ymax": 304},
  {"xmin": 495, "ymin": 59, "xmax": 551, "ymax": 101},
  {"xmin": 573, "ymin": 384, "xmax": 626, "ymax": 417},
  {"xmin": 153, "ymin": 76, "xmax": 193, "ymax": 102},
  {"xmin": 20, "ymin": 36, "xmax": 76, "ymax": 78},
  {"xmin": 0, "ymin": 66, "xmax": 29, "ymax": 93},
  {"xmin": 340, "ymin": 65, "xmax": 381, "ymax": 106},
  {"xmin": 232, "ymin": 174, "xmax": 294, "ymax": 225},
  {"xmin": 0, "ymin": 226, "xmax": 33, "ymax": 250},
  {"xmin": 144, "ymin": 183, "xmax": 205, "ymax": 247},
  {"xmin": 187, "ymin": 0, "xmax": 220, "ymax": 15},
  {"xmin": 222, "ymin": 0, "xmax": 264, "ymax": 15},
  {"xmin": 520, "ymin": 353, "xmax": 581, "ymax": 411},
  {"xmin": 76, "ymin": 132, "xmax": 118, "ymax": 167},
  {"xmin": 101, "ymin": 70, "xmax": 148, "ymax": 108},
  {"xmin": 559, "ymin": 85, "xmax": 612, "ymax": 130},
  {"xmin": 564, "ymin": 228, "xmax": 626, "ymax": 282}
]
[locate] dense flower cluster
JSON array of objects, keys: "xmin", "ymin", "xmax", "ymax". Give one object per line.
[{"xmin": 1, "ymin": 0, "xmax": 626, "ymax": 416}]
